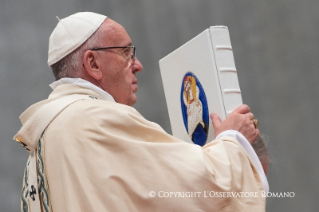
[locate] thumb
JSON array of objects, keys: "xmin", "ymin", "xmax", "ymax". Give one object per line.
[{"xmin": 210, "ymin": 113, "xmax": 222, "ymax": 130}]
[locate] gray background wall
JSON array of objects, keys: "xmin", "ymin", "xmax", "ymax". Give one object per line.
[{"xmin": 1, "ymin": 0, "xmax": 318, "ymax": 211}]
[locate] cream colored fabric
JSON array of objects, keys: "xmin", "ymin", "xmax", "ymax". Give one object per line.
[
  {"xmin": 15, "ymin": 93, "xmax": 97, "ymax": 212},
  {"xmin": 18, "ymin": 84, "xmax": 266, "ymax": 211},
  {"xmin": 49, "ymin": 78, "xmax": 115, "ymax": 101},
  {"xmin": 216, "ymin": 130, "xmax": 269, "ymax": 193},
  {"xmin": 50, "ymin": 77, "xmax": 269, "ymax": 193}
]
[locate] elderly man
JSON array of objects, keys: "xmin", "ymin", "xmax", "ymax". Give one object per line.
[{"xmin": 15, "ymin": 12, "xmax": 268, "ymax": 212}]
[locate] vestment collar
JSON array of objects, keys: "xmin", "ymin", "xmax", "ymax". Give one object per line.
[{"xmin": 50, "ymin": 78, "xmax": 115, "ymax": 102}]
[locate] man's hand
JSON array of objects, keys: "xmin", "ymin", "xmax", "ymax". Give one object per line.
[{"xmin": 210, "ymin": 104, "xmax": 260, "ymax": 144}]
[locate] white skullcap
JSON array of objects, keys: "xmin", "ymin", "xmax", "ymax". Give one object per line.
[{"xmin": 48, "ymin": 12, "xmax": 107, "ymax": 66}]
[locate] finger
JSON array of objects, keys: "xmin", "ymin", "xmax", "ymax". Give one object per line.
[
  {"xmin": 210, "ymin": 113, "xmax": 222, "ymax": 130},
  {"xmin": 233, "ymin": 104, "xmax": 250, "ymax": 114},
  {"xmin": 253, "ymin": 129, "xmax": 260, "ymax": 143},
  {"xmin": 246, "ymin": 112, "xmax": 254, "ymax": 120},
  {"xmin": 255, "ymin": 129, "xmax": 260, "ymax": 138},
  {"xmin": 249, "ymin": 129, "xmax": 260, "ymax": 145}
]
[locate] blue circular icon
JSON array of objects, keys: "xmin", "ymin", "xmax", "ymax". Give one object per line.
[{"xmin": 180, "ymin": 72, "xmax": 209, "ymax": 146}]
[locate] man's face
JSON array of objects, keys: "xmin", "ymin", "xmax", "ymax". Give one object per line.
[{"xmin": 97, "ymin": 19, "xmax": 143, "ymax": 106}]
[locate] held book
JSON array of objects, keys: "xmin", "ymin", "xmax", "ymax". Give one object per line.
[{"xmin": 159, "ymin": 26, "xmax": 242, "ymax": 146}]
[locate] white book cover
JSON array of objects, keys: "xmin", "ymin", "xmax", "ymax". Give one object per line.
[{"xmin": 159, "ymin": 26, "xmax": 242, "ymax": 146}]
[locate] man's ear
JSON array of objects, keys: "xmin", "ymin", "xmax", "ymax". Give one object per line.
[{"xmin": 83, "ymin": 50, "xmax": 102, "ymax": 80}]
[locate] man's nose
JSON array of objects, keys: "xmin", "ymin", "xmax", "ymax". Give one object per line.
[{"xmin": 132, "ymin": 58, "xmax": 143, "ymax": 73}]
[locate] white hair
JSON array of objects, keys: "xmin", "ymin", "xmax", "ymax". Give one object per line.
[{"xmin": 50, "ymin": 23, "xmax": 106, "ymax": 80}]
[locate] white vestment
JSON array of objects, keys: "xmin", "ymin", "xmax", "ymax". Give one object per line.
[{"xmin": 15, "ymin": 78, "xmax": 268, "ymax": 212}]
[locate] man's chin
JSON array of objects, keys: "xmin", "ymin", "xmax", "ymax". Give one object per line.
[{"xmin": 127, "ymin": 95, "xmax": 137, "ymax": 106}]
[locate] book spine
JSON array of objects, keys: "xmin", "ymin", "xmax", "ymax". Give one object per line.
[{"xmin": 209, "ymin": 26, "xmax": 243, "ymax": 117}]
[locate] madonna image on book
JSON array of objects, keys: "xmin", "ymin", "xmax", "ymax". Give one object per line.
[{"xmin": 180, "ymin": 72, "xmax": 209, "ymax": 146}]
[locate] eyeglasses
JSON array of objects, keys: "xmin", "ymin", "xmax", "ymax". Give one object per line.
[{"xmin": 90, "ymin": 46, "xmax": 136, "ymax": 63}]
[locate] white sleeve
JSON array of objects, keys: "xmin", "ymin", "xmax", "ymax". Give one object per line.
[{"xmin": 216, "ymin": 130, "xmax": 269, "ymax": 193}]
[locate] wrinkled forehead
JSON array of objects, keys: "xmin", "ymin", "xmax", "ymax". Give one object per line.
[{"xmin": 101, "ymin": 19, "xmax": 132, "ymax": 46}]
